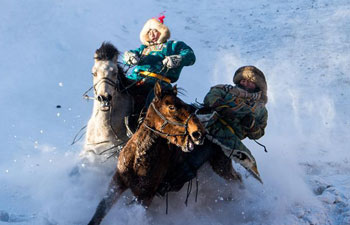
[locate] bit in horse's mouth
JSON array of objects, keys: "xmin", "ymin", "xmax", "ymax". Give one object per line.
[
  {"xmin": 182, "ymin": 137, "xmax": 195, "ymax": 152},
  {"xmin": 188, "ymin": 139, "xmax": 195, "ymax": 151}
]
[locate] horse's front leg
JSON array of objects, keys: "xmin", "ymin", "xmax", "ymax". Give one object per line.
[
  {"xmin": 87, "ymin": 173, "xmax": 126, "ymax": 225},
  {"xmin": 133, "ymin": 194, "xmax": 154, "ymax": 209}
]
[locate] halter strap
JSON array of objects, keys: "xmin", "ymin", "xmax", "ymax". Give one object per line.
[
  {"xmin": 143, "ymin": 102, "xmax": 194, "ymax": 137},
  {"xmin": 82, "ymin": 77, "xmax": 119, "ymax": 101},
  {"xmin": 150, "ymin": 102, "xmax": 192, "ymax": 128},
  {"xmin": 93, "ymin": 77, "xmax": 118, "ymax": 94}
]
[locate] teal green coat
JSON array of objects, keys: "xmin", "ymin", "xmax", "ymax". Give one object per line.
[
  {"xmin": 203, "ymin": 84, "xmax": 268, "ymax": 182},
  {"xmin": 124, "ymin": 40, "xmax": 195, "ymax": 85}
]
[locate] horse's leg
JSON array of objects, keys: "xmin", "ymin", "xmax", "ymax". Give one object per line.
[
  {"xmin": 209, "ymin": 147, "xmax": 242, "ymax": 182},
  {"xmin": 157, "ymin": 140, "xmax": 215, "ymax": 195},
  {"xmin": 87, "ymin": 174, "xmax": 126, "ymax": 225},
  {"xmin": 134, "ymin": 195, "xmax": 154, "ymax": 209}
]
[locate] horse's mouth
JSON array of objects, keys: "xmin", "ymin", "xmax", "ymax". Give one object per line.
[
  {"xmin": 99, "ymin": 101, "xmax": 111, "ymax": 111},
  {"xmin": 193, "ymin": 136, "xmax": 204, "ymax": 146},
  {"xmin": 182, "ymin": 136, "xmax": 195, "ymax": 152}
]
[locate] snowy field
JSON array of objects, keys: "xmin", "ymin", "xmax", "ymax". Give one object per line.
[{"xmin": 0, "ymin": 0, "xmax": 349, "ymax": 224}]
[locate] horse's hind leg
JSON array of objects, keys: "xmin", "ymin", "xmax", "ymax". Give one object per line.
[
  {"xmin": 209, "ymin": 147, "xmax": 242, "ymax": 183},
  {"xmin": 88, "ymin": 174, "xmax": 126, "ymax": 225}
]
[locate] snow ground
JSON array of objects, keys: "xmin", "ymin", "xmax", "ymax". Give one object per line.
[{"xmin": 0, "ymin": 0, "xmax": 349, "ymax": 224}]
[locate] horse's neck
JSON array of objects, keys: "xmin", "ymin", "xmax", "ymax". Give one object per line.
[{"xmin": 131, "ymin": 121, "xmax": 159, "ymax": 154}]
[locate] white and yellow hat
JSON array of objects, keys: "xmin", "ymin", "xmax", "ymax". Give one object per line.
[{"xmin": 139, "ymin": 15, "xmax": 171, "ymax": 46}]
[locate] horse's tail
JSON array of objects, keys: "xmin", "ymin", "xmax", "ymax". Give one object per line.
[{"xmin": 88, "ymin": 175, "xmax": 126, "ymax": 225}]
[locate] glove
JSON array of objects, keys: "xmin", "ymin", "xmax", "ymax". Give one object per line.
[
  {"xmin": 123, "ymin": 51, "xmax": 140, "ymax": 65},
  {"xmin": 240, "ymin": 114, "xmax": 255, "ymax": 129},
  {"xmin": 233, "ymin": 88, "xmax": 262, "ymax": 100},
  {"xmin": 162, "ymin": 55, "xmax": 182, "ymax": 69}
]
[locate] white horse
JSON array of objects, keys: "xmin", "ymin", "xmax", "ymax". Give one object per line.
[{"xmin": 80, "ymin": 42, "xmax": 134, "ymax": 162}]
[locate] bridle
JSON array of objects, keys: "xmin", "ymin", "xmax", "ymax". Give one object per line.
[
  {"xmin": 83, "ymin": 76, "xmax": 119, "ymax": 101},
  {"xmin": 83, "ymin": 66, "xmax": 136, "ymax": 101},
  {"xmin": 143, "ymin": 102, "xmax": 195, "ymax": 137},
  {"xmin": 93, "ymin": 77, "xmax": 118, "ymax": 95},
  {"xmin": 81, "ymin": 67, "xmax": 126, "ymax": 151}
]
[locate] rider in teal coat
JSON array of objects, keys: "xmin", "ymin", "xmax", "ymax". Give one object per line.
[
  {"xmin": 123, "ymin": 16, "xmax": 196, "ymax": 93},
  {"xmin": 122, "ymin": 16, "xmax": 196, "ymax": 130}
]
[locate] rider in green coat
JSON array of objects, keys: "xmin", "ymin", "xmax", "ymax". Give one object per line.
[
  {"xmin": 203, "ymin": 65, "xmax": 268, "ymax": 182},
  {"xmin": 123, "ymin": 16, "xmax": 196, "ymax": 95},
  {"xmin": 156, "ymin": 66, "xmax": 268, "ymax": 194},
  {"xmin": 122, "ymin": 16, "xmax": 196, "ymax": 130}
]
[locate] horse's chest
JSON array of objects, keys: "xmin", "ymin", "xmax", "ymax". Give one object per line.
[{"xmin": 134, "ymin": 148, "xmax": 160, "ymax": 177}]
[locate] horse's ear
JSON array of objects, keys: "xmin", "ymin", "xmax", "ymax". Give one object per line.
[
  {"xmin": 172, "ymin": 85, "xmax": 177, "ymax": 96},
  {"xmin": 94, "ymin": 53, "xmax": 98, "ymax": 62},
  {"xmin": 154, "ymin": 82, "xmax": 162, "ymax": 100}
]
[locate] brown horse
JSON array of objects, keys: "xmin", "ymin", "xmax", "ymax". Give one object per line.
[{"xmin": 87, "ymin": 82, "xmax": 205, "ymax": 225}]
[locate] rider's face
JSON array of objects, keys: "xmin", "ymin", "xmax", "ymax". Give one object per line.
[
  {"xmin": 148, "ymin": 29, "xmax": 160, "ymax": 43},
  {"xmin": 239, "ymin": 79, "xmax": 256, "ymax": 91}
]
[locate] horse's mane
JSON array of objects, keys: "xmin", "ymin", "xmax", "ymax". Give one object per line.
[{"xmin": 95, "ymin": 42, "xmax": 119, "ymax": 61}]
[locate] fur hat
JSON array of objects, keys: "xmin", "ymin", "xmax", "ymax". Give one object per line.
[
  {"xmin": 233, "ymin": 66, "xmax": 268, "ymax": 103},
  {"xmin": 139, "ymin": 17, "xmax": 171, "ymax": 46}
]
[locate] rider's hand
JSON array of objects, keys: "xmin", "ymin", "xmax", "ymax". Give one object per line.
[
  {"xmin": 162, "ymin": 55, "xmax": 182, "ymax": 69},
  {"xmin": 123, "ymin": 51, "xmax": 140, "ymax": 65},
  {"xmin": 240, "ymin": 114, "xmax": 255, "ymax": 129}
]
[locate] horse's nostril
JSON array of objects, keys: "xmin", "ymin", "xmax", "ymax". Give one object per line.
[
  {"xmin": 97, "ymin": 95, "xmax": 103, "ymax": 102},
  {"xmin": 97, "ymin": 95, "xmax": 112, "ymax": 102},
  {"xmin": 192, "ymin": 131, "xmax": 201, "ymax": 140}
]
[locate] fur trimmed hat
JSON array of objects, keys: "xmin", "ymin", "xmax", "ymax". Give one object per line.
[
  {"xmin": 139, "ymin": 17, "xmax": 171, "ymax": 46},
  {"xmin": 233, "ymin": 66, "xmax": 268, "ymax": 103}
]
